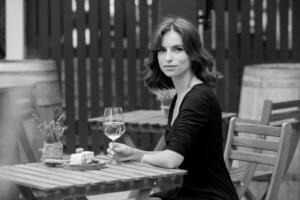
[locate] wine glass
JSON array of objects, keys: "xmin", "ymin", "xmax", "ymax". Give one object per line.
[{"xmin": 103, "ymin": 107, "xmax": 125, "ymax": 164}]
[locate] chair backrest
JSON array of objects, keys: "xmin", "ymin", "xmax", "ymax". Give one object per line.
[
  {"xmin": 261, "ymin": 99, "xmax": 300, "ymax": 171},
  {"xmin": 9, "ymin": 85, "xmax": 39, "ymax": 163},
  {"xmin": 261, "ymin": 99, "xmax": 300, "ymax": 126},
  {"xmin": 10, "ymin": 83, "xmax": 64, "ymax": 163},
  {"xmin": 224, "ymin": 117, "xmax": 292, "ymax": 200}
]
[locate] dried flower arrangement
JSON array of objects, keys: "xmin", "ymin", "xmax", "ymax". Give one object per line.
[
  {"xmin": 151, "ymin": 89, "xmax": 176, "ymax": 105},
  {"xmin": 32, "ymin": 113, "xmax": 68, "ymax": 143}
]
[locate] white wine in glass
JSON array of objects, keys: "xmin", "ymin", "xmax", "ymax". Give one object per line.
[{"xmin": 103, "ymin": 107, "xmax": 125, "ymax": 164}]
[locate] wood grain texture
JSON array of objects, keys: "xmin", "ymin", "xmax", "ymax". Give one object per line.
[{"xmin": 0, "ymin": 158, "xmax": 186, "ymax": 200}]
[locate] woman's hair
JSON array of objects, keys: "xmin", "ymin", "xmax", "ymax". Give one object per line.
[{"xmin": 144, "ymin": 16, "xmax": 217, "ymax": 89}]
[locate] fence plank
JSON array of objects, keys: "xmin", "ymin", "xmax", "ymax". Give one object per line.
[
  {"xmin": 76, "ymin": 0, "xmax": 88, "ymax": 149},
  {"xmin": 147, "ymin": 0, "xmax": 160, "ymax": 109},
  {"xmin": 100, "ymin": 0, "xmax": 112, "ymax": 108},
  {"xmin": 292, "ymin": 0, "xmax": 300, "ymax": 60},
  {"xmin": 139, "ymin": 0, "xmax": 150, "ymax": 109},
  {"xmin": 215, "ymin": 0, "xmax": 225, "ymax": 109},
  {"xmin": 228, "ymin": 0, "xmax": 239, "ymax": 112},
  {"xmin": 26, "ymin": 0, "xmax": 38, "ymax": 57},
  {"xmin": 89, "ymin": 0, "xmax": 101, "ymax": 152},
  {"xmin": 114, "ymin": 0, "xmax": 125, "ymax": 108},
  {"xmin": 279, "ymin": 0, "xmax": 289, "ymax": 61},
  {"xmin": 50, "ymin": 0, "xmax": 62, "ymax": 90},
  {"xmin": 89, "ymin": 0, "xmax": 100, "ymax": 116},
  {"xmin": 265, "ymin": 0, "xmax": 276, "ymax": 61},
  {"xmin": 39, "ymin": 0, "xmax": 49, "ymax": 58},
  {"xmin": 241, "ymin": 0, "xmax": 251, "ymax": 64},
  {"xmin": 126, "ymin": 0, "xmax": 137, "ymax": 110},
  {"xmin": 63, "ymin": 0, "xmax": 76, "ymax": 153},
  {"xmin": 199, "ymin": 0, "xmax": 212, "ymax": 53},
  {"xmin": 240, "ymin": 0, "xmax": 251, "ymax": 112},
  {"xmin": 253, "ymin": 0, "xmax": 263, "ymax": 62},
  {"xmin": 151, "ymin": 0, "xmax": 159, "ymax": 31}
]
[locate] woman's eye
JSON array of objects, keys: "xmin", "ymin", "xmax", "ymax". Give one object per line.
[
  {"xmin": 174, "ymin": 47, "xmax": 184, "ymax": 52},
  {"xmin": 157, "ymin": 48, "xmax": 166, "ymax": 53}
]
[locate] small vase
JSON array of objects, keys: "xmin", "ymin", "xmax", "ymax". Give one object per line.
[{"xmin": 41, "ymin": 141, "xmax": 63, "ymax": 161}]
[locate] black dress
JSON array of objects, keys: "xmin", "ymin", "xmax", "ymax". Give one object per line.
[{"xmin": 151, "ymin": 84, "xmax": 238, "ymax": 200}]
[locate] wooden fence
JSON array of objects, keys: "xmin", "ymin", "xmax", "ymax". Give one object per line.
[
  {"xmin": 210, "ymin": 0, "xmax": 300, "ymax": 113},
  {"xmin": 25, "ymin": 0, "xmax": 300, "ymax": 153}
]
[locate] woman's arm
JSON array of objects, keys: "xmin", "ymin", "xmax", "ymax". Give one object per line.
[
  {"xmin": 107, "ymin": 142, "xmax": 184, "ymax": 169},
  {"xmin": 141, "ymin": 149, "xmax": 184, "ymax": 169}
]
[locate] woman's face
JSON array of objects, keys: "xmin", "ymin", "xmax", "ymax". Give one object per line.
[{"xmin": 157, "ymin": 29, "xmax": 192, "ymax": 79}]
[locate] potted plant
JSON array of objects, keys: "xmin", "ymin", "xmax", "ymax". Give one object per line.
[{"xmin": 33, "ymin": 113, "xmax": 68, "ymax": 161}]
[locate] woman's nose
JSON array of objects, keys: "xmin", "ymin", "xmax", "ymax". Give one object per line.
[{"xmin": 165, "ymin": 50, "xmax": 173, "ymax": 61}]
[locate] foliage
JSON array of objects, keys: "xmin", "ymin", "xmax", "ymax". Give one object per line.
[{"xmin": 32, "ymin": 113, "xmax": 68, "ymax": 143}]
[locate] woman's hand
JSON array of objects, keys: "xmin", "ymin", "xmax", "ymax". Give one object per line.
[{"xmin": 107, "ymin": 142, "xmax": 142, "ymax": 162}]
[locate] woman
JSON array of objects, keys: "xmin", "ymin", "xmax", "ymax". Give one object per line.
[{"xmin": 107, "ymin": 16, "xmax": 238, "ymax": 200}]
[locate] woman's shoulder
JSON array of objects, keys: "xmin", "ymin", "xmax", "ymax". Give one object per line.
[
  {"xmin": 182, "ymin": 84, "xmax": 219, "ymax": 109},
  {"xmin": 188, "ymin": 84, "xmax": 215, "ymax": 100}
]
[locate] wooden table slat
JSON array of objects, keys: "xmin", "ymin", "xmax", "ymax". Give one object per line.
[
  {"xmin": 16, "ymin": 164, "xmax": 99, "ymax": 184},
  {"xmin": 106, "ymin": 163, "xmax": 161, "ymax": 177},
  {"xmin": 101, "ymin": 167, "xmax": 150, "ymax": 180},
  {"xmin": 6, "ymin": 165, "xmax": 86, "ymax": 185},
  {"xmin": 87, "ymin": 168, "xmax": 135, "ymax": 180},
  {"xmin": 30, "ymin": 163, "xmax": 122, "ymax": 183},
  {"xmin": 0, "ymin": 171, "xmax": 56, "ymax": 190},
  {"xmin": 31, "ymin": 163, "xmax": 108, "ymax": 182},
  {"xmin": 122, "ymin": 162, "xmax": 186, "ymax": 176},
  {"xmin": 0, "ymin": 168, "xmax": 69, "ymax": 189}
]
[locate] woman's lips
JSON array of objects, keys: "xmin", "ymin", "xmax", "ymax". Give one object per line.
[{"xmin": 163, "ymin": 65, "xmax": 177, "ymax": 69}]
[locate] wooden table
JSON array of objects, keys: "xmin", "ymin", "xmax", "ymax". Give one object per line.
[
  {"xmin": 0, "ymin": 155, "xmax": 187, "ymax": 200},
  {"xmin": 88, "ymin": 110, "xmax": 236, "ymax": 150}
]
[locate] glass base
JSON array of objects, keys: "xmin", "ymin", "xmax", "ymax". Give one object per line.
[{"xmin": 110, "ymin": 159, "xmax": 121, "ymax": 165}]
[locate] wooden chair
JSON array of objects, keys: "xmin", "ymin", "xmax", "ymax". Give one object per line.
[
  {"xmin": 7, "ymin": 85, "xmax": 39, "ymax": 163},
  {"xmin": 250, "ymin": 99, "xmax": 300, "ymax": 199},
  {"xmin": 224, "ymin": 117, "xmax": 293, "ymax": 200},
  {"xmin": 230, "ymin": 99, "xmax": 300, "ymax": 198},
  {"xmin": 10, "ymin": 83, "xmax": 65, "ymax": 163}
]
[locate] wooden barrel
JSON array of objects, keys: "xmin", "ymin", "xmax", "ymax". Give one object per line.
[
  {"xmin": 239, "ymin": 63, "xmax": 300, "ymax": 120},
  {"xmin": 238, "ymin": 63, "xmax": 300, "ymax": 199},
  {"xmin": 0, "ymin": 59, "xmax": 63, "ymax": 162}
]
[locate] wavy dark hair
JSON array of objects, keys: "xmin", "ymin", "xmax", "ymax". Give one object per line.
[{"xmin": 144, "ymin": 16, "xmax": 217, "ymax": 90}]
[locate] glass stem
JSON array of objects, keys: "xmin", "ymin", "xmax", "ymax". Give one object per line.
[
  {"xmin": 111, "ymin": 140, "xmax": 117, "ymax": 164},
  {"xmin": 112, "ymin": 140, "xmax": 115, "ymax": 149}
]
